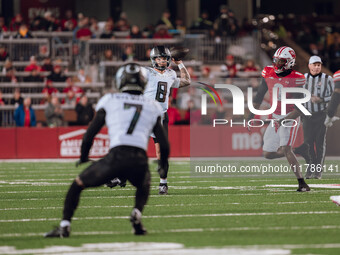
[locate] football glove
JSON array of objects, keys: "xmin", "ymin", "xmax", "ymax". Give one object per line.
[
  {"xmin": 324, "ymin": 115, "xmax": 340, "ymax": 128},
  {"xmin": 106, "ymin": 178, "xmax": 127, "ymax": 188}
]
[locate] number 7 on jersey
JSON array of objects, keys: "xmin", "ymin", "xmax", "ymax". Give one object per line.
[{"xmin": 124, "ymin": 103, "xmax": 143, "ymax": 134}]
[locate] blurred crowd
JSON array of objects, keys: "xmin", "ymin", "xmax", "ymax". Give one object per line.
[{"xmin": 0, "ymin": 5, "xmax": 256, "ymax": 40}]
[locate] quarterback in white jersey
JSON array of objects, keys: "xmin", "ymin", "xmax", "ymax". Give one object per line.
[
  {"xmin": 45, "ymin": 63, "xmax": 169, "ymax": 238},
  {"xmin": 144, "ymin": 45, "xmax": 191, "ymax": 195},
  {"xmin": 143, "ymin": 66, "xmax": 180, "ymax": 112}
]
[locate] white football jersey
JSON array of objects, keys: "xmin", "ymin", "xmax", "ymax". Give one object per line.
[
  {"xmin": 96, "ymin": 93, "xmax": 163, "ymax": 151},
  {"xmin": 143, "ymin": 67, "xmax": 180, "ymax": 112}
]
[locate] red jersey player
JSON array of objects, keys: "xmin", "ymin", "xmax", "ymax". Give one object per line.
[{"xmin": 249, "ymin": 46, "xmax": 310, "ymax": 192}]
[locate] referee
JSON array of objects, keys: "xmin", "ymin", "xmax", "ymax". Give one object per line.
[{"xmin": 294, "ymin": 56, "xmax": 334, "ymax": 179}]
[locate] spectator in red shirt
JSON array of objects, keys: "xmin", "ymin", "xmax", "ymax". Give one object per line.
[
  {"xmin": 153, "ymin": 24, "xmax": 172, "ymax": 39},
  {"xmin": 24, "ymin": 56, "xmax": 42, "ymax": 72},
  {"xmin": 62, "ymin": 77, "xmax": 83, "ymax": 95},
  {"xmin": 243, "ymin": 59, "xmax": 258, "ymax": 72},
  {"xmin": 0, "ymin": 45, "xmax": 9, "ymax": 61},
  {"xmin": 76, "ymin": 17, "xmax": 92, "ymax": 41},
  {"xmin": 14, "ymin": 97, "xmax": 36, "ymax": 127},
  {"xmin": 10, "ymin": 13, "xmax": 23, "ymax": 31},
  {"xmin": 0, "ymin": 89, "xmax": 5, "ymax": 105},
  {"xmin": 42, "ymin": 80, "xmax": 58, "ymax": 96},
  {"xmin": 61, "ymin": 10, "xmax": 77, "ymax": 31},
  {"xmin": 220, "ymin": 54, "xmax": 238, "ymax": 78}
]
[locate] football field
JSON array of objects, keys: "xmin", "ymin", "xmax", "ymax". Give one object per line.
[{"xmin": 1, "ymin": 159, "xmax": 340, "ymax": 254}]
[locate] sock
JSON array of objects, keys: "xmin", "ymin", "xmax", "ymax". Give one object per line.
[
  {"xmin": 63, "ymin": 181, "xmax": 84, "ymax": 222},
  {"xmin": 160, "ymin": 178, "xmax": 167, "ymax": 185},
  {"xmin": 327, "ymin": 92, "xmax": 340, "ymax": 118},
  {"xmin": 60, "ymin": 220, "xmax": 71, "ymax": 228},
  {"xmin": 298, "ymin": 178, "xmax": 305, "ymax": 185}
]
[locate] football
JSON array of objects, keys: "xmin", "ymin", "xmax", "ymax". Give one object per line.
[{"xmin": 170, "ymin": 46, "xmax": 190, "ymax": 61}]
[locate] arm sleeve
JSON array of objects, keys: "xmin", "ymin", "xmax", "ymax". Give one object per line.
[
  {"xmin": 253, "ymin": 78, "xmax": 268, "ymax": 104},
  {"xmin": 152, "ymin": 116, "xmax": 170, "ymax": 166},
  {"xmin": 80, "ymin": 108, "xmax": 106, "ymax": 162}
]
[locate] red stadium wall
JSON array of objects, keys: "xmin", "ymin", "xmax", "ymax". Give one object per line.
[
  {"xmin": 0, "ymin": 125, "xmax": 307, "ymax": 159},
  {"xmin": 0, "ymin": 126, "xmax": 191, "ymax": 159}
]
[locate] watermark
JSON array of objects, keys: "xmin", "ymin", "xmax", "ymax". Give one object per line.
[
  {"xmin": 200, "ymin": 83, "xmax": 311, "ymax": 116},
  {"xmin": 193, "ymin": 163, "xmax": 339, "ymax": 176}
]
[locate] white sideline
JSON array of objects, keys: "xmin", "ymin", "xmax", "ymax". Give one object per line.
[{"xmin": 1, "ymin": 211, "xmax": 339, "ymax": 223}]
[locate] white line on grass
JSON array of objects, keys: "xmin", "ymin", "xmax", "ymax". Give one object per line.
[
  {"xmin": 1, "ymin": 211, "xmax": 339, "ymax": 223},
  {"xmin": 1, "ymin": 225, "xmax": 340, "ymax": 238},
  {"xmin": 0, "ymin": 201, "xmax": 331, "ymax": 211}
]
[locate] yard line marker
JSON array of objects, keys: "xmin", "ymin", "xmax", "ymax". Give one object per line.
[
  {"xmin": 1, "ymin": 211, "xmax": 339, "ymax": 223},
  {"xmin": 0, "ymin": 201, "xmax": 331, "ymax": 211}
]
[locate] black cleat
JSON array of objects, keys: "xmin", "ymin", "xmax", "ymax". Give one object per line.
[
  {"xmin": 294, "ymin": 143, "xmax": 311, "ymax": 163},
  {"xmin": 106, "ymin": 178, "xmax": 126, "ymax": 188},
  {"xmin": 44, "ymin": 226, "xmax": 70, "ymax": 238},
  {"xmin": 297, "ymin": 183, "xmax": 311, "ymax": 192},
  {"xmin": 158, "ymin": 184, "xmax": 168, "ymax": 195},
  {"xmin": 130, "ymin": 208, "xmax": 147, "ymax": 235}
]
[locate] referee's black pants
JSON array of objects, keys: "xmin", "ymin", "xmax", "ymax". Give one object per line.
[{"xmin": 302, "ymin": 111, "xmax": 327, "ymax": 167}]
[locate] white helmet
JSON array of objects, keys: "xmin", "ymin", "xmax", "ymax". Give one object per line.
[{"xmin": 273, "ymin": 46, "xmax": 296, "ymax": 73}]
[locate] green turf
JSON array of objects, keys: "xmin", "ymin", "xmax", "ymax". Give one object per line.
[{"xmin": 0, "ymin": 160, "xmax": 340, "ymax": 254}]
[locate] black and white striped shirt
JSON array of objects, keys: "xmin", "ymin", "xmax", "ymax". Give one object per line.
[{"xmin": 303, "ymin": 73, "xmax": 334, "ymax": 113}]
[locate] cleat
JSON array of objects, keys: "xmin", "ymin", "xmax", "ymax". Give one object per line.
[
  {"xmin": 305, "ymin": 171, "xmax": 314, "ymax": 179},
  {"xmin": 294, "ymin": 143, "xmax": 311, "ymax": 163},
  {"xmin": 297, "ymin": 183, "xmax": 311, "ymax": 192},
  {"xmin": 330, "ymin": 196, "xmax": 340, "ymax": 206},
  {"xmin": 158, "ymin": 184, "xmax": 168, "ymax": 195},
  {"xmin": 106, "ymin": 178, "xmax": 126, "ymax": 188},
  {"xmin": 130, "ymin": 208, "xmax": 147, "ymax": 235},
  {"xmin": 44, "ymin": 226, "xmax": 70, "ymax": 238}
]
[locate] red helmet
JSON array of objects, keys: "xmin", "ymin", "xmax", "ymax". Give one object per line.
[{"xmin": 273, "ymin": 46, "xmax": 296, "ymax": 73}]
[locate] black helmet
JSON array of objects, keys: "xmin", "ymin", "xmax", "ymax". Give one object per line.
[
  {"xmin": 115, "ymin": 63, "xmax": 147, "ymax": 92},
  {"xmin": 150, "ymin": 46, "xmax": 171, "ymax": 71}
]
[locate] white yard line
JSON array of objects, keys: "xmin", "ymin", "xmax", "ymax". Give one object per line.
[
  {"xmin": 1, "ymin": 211, "xmax": 339, "ymax": 223},
  {"xmin": 1, "ymin": 225, "xmax": 340, "ymax": 238},
  {"xmin": 0, "ymin": 201, "xmax": 331, "ymax": 211}
]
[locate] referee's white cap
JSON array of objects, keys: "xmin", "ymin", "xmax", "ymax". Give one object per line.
[{"xmin": 309, "ymin": 56, "xmax": 322, "ymax": 64}]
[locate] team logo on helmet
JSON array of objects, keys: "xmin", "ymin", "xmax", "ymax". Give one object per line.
[{"xmin": 273, "ymin": 46, "xmax": 296, "ymax": 73}]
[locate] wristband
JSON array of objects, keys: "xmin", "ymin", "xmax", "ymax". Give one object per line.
[{"xmin": 178, "ymin": 63, "xmax": 185, "ymax": 69}]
